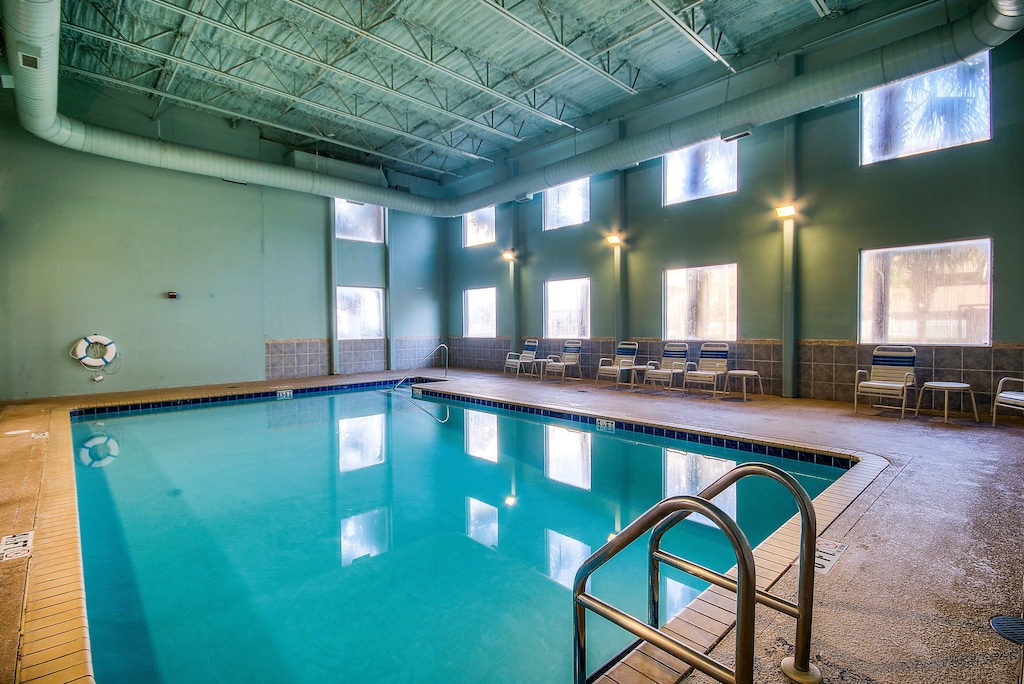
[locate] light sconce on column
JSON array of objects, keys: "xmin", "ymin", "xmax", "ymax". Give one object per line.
[
  {"xmin": 605, "ymin": 234, "xmax": 622, "ymax": 246},
  {"xmin": 501, "ymin": 248, "xmax": 516, "ymax": 261},
  {"xmin": 775, "ymin": 204, "xmax": 797, "ymax": 219}
]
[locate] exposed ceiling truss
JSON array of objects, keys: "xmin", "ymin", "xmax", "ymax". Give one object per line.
[{"xmin": 22, "ymin": 0, "xmax": 891, "ymax": 181}]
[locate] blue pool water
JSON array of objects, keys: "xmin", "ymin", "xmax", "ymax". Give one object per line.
[{"xmin": 71, "ymin": 389, "xmax": 841, "ymax": 683}]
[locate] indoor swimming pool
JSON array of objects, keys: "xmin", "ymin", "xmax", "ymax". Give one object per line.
[{"xmin": 70, "ymin": 386, "xmax": 843, "ymax": 683}]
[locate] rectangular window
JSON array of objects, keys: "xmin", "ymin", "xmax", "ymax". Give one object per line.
[
  {"xmin": 336, "ymin": 286, "xmax": 384, "ymax": 339},
  {"xmin": 335, "ymin": 199, "xmax": 385, "ymax": 242},
  {"xmin": 665, "ymin": 264, "xmax": 737, "ymax": 340},
  {"xmin": 544, "ymin": 178, "xmax": 590, "ymax": 230},
  {"xmin": 544, "ymin": 426, "xmax": 592, "ymax": 490},
  {"xmin": 464, "ymin": 206, "xmax": 496, "ymax": 247},
  {"xmin": 544, "ymin": 277, "xmax": 590, "ymax": 339},
  {"xmin": 859, "ymin": 238, "xmax": 991, "ymax": 345},
  {"xmin": 664, "ymin": 450, "xmax": 736, "ymax": 528},
  {"xmin": 663, "ymin": 138, "xmax": 738, "ymax": 206},
  {"xmin": 467, "ymin": 497, "xmax": 498, "ymax": 548},
  {"xmin": 340, "ymin": 508, "xmax": 389, "ymax": 566},
  {"xmin": 464, "ymin": 287, "xmax": 497, "ymax": 338},
  {"xmin": 861, "ymin": 52, "xmax": 991, "ymax": 165}
]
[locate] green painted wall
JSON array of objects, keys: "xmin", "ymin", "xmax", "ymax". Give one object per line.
[
  {"xmin": 0, "ymin": 84, "xmax": 326, "ymax": 399},
  {"xmin": 444, "ymin": 204, "xmax": 516, "ymax": 337},
  {"xmin": 388, "ymin": 210, "xmax": 443, "ymax": 338},
  {"xmin": 443, "ymin": 34, "xmax": 1024, "ymax": 347}
]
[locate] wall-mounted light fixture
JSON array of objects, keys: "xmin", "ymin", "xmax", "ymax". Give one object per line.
[
  {"xmin": 501, "ymin": 248, "xmax": 516, "ymax": 261},
  {"xmin": 775, "ymin": 204, "xmax": 797, "ymax": 219},
  {"xmin": 605, "ymin": 234, "xmax": 622, "ymax": 246}
]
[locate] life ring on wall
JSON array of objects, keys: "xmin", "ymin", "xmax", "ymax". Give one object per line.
[
  {"xmin": 78, "ymin": 434, "xmax": 119, "ymax": 468},
  {"xmin": 72, "ymin": 335, "xmax": 117, "ymax": 368}
]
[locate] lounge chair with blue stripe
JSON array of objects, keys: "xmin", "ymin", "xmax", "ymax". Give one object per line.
[
  {"xmin": 854, "ymin": 346, "xmax": 917, "ymax": 418},
  {"xmin": 641, "ymin": 342, "xmax": 691, "ymax": 392},
  {"xmin": 504, "ymin": 339, "xmax": 539, "ymax": 378},
  {"xmin": 595, "ymin": 341, "xmax": 638, "ymax": 387},
  {"xmin": 544, "ymin": 340, "xmax": 583, "ymax": 382},
  {"xmin": 993, "ymin": 377, "xmax": 1024, "ymax": 425},
  {"xmin": 683, "ymin": 342, "xmax": 730, "ymax": 397}
]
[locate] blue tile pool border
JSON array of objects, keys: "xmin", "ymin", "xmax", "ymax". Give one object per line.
[
  {"xmin": 418, "ymin": 387, "xmax": 856, "ymax": 470},
  {"xmin": 68, "ymin": 377, "xmax": 437, "ymax": 420},
  {"xmin": 67, "ymin": 378, "xmax": 854, "ymax": 470}
]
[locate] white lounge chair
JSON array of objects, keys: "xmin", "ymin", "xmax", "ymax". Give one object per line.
[
  {"xmin": 504, "ymin": 339, "xmax": 539, "ymax": 377},
  {"xmin": 854, "ymin": 346, "xmax": 917, "ymax": 418},
  {"xmin": 684, "ymin": 342, "xmax": 730, "ymax": 397},
  {"xmin": 595, "ymin": 341, "xmax": 638, "ymax": 387},
  {"xmin": 544, "ymin": 340, "xmax": 582, "ymax": 382},
  {"xmin": 992, "ymin": 377, "xmax": 1024, "ymax": 426},
  {"xmin": 641, "ymin": 342, "xmax": 690, "ymax": 392}
]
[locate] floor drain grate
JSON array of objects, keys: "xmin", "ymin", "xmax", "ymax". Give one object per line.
[{"xmin": 991, "ymin": 616, "xmax": 1024, "ymax": 644}]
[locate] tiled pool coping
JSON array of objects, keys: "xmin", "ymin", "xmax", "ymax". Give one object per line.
[{"xmin": 17, "ymin": 376, "xmax": 888, "ymax": 684}]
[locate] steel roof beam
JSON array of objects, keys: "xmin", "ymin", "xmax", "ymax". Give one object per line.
[
  {"xmin": 474, "ymin": 0, "xmax": 637, "ymax": 94},
  {"xmin": 279, "ymin": 0, "xmax": 576, "ymax": 129},
  {"xmin": 141, "ymin": 0, "xmax": 521, "ymax": 142},
  {"xmin": 63, "ymin": 24, "xmax": 493, "ymax": 162},
  {"xmin": 642, "ymin": 0, "xmax": 734, "ymax": 72},
  {"xmin": 60, "ymin": 64, "xmax": 459, "ymax": 176}
]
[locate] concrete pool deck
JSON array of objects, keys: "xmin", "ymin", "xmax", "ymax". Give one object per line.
[{"xmin": 1, "ymin": 369, "xmax": 1022, "ymax": 683}]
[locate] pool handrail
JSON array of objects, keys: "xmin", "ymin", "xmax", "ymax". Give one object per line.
[
  {"xmin": 648, "ymin": 462, "xmax": 821, "ymax": 684},
  {"xmin": 392, "ymin": 343, "xmax": 448, "ymax": 391},
  {"xmin": 572, "ymin": 462, "xmax": 822, "ymax": 684},
  {"xmin": 573, "ymin": 495, "xmax": 756, "ymax": 684}
]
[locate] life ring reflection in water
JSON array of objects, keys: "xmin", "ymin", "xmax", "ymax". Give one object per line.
[
  {"xmin": 72, "ymin": 335, "xmax": 117, "ymax": 368},
  {"xmin": 78, "ymin": 434, "xmax": 119, "ymax": 468}
]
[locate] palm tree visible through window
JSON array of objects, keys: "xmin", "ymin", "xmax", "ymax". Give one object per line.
[{"xmin": 862, "ymin": 53, "xmax": 991, "ymax": 164}]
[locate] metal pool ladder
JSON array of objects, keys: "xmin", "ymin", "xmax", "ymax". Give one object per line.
[
  {"xmin": 573, "ymin": 462, "xmax": 821, "ymax": 684},
  {"xmin": 392, "ymin": 343, "xmax": 448, "ymax": 391}
]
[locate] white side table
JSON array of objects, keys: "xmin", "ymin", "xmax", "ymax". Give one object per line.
[
  {"xmin": 914, "ymin": 381, "xmax": 979, "ymax": 423},
  {"xmin": 726, "ymin": 370, "xmax": 764, "ymax": 401}
]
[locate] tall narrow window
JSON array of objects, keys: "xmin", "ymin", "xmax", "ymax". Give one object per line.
[
  {"xmin": 665, "ymin": 264, "xmax": 737, "ymax": 340},
  {"xmin": 464, "ymin": 206, "xmax": 496, "ymax": 247},
  {"xmin": 664, "ymin": 138, "xmax": 738, "ymax": 205},
  {"xmin": 861, "ymin": 52, "xmax": 991, "ymax": 165},
  {"xmin": 467, "ymin": 497, "xmax": 498, "ymax": 548},
  {"xmin": 544, "ymin": 178, "xmax": 590, "ymax": 230},
  {"xmin": 336, "ymin": 286, "xmax": 384, "ymax": 339},
  {"xmin": 335, "ymin": 199, "xmax": 385, "ymax": 242},
  {"xmin": 546, "ymin": 529, "xmax": 591, "ymax": 589},
  {"xmin": 859, "ymin": 238, "xmax": 991, "ymax": 345},
  {"xmin": 664, "ymin": 450, "xmax": 736, "ymax": 528},
  {"xmin": 464, "ymin": 287, "xmax": 496, "ymax": 338},
  {"xmin": 545, "ymin": 277, "xmax": 590, "ymax": 339}
]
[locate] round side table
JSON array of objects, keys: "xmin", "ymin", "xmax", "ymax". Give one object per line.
[{"xmin": 914, "ymin": 381, "xmax": 979, "ymax": 423}]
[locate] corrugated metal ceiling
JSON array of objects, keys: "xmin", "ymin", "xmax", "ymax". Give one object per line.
[{"xmin": 13, "ymin": 0, "xmax": 893, "ymax": 180}]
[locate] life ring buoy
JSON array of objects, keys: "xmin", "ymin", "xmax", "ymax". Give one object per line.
[
  {"xmin": 78, "ymin": 434, "xmax": 118, "ymax": 468},
  {"xmin": 73, "ymin": 335, "xmax": 117, "ymax": 368}
]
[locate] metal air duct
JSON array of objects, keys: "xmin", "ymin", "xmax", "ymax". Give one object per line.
[{"xmin": 2, "ymin": 0, "xmax": 1023, "ymax": 217}]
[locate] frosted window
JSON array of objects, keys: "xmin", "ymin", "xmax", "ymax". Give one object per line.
[
  {"xmin": 663, "ymin": 138, "xmax": 738, "ymax": 205},
  {"xmin": 861, "ymin": 53, "xmax": 991, "ymax": 165},
  {"xmin": 665, "ymin": 264, "xmax": 737, "ymax": 340},
  {"xmin": 464, "ymin": 287, "xmax": 496, "ymax": 338},
  {"xmin": 338, "ymin": 414, "xmax": 385, "ymax": 473},
  {"xmin": 546, "ymin": 529, "xmax": 591, "ymax": 589},
  {"xmin": 859, "ymin": 238, "xmax": 991, "ymax": 345},
  {"xmin": 545, "ymin": 426, "xmax": 592, "ymax": 490},
  {"xmin": 467, "ymin": 497, "xmax": 499, "ymax": 547},
  {"xmin": 544, "ymin": 178, "xmax": 590, "ymax": 230},
  {"xmin": 335, "ymin": 199, "xmax": 385, "ymax": 242},
  {"xmin": 336, "ymin": 286, "xmax": 384, "ymax": 339},
  {"xmin": 664, "ymin": 449, "xmax": 736, "ymax": 528},
  {"xmin": 340, "ymin": 508, "xmax": 389, "ymax": 566},
  {"xmin": 464, "ymin": 206, "xmax": 496, "ymax": 247},
  {"xmin": 465, "ymin": 410, "xmax": 498, "ymax": 463},
  {"xmin": 545, "ymin": 277, "xmax": 590, "ymax": 339}
]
